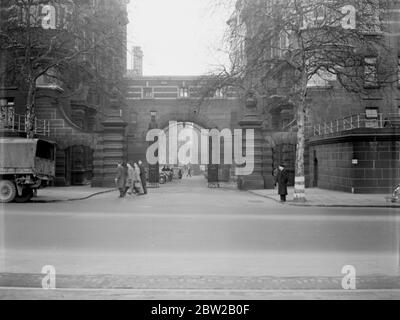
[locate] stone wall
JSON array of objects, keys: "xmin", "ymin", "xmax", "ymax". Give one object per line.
[{"xmin": 308, "ymin": 129, "xmax": 400, "ymax": 194}]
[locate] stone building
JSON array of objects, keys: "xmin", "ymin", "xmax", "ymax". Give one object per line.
[
  {"xmin": 124, "ymin": 75, "xmax": 242, "ymax": 182},
  {"xmin": 131, "ymin": 46, "xmax": 144, "ymax": 77},
  {"xmin": 0, "ymin": 0, "xmax": 129, "ymax": 187},
  {"xmin": 229, "ymin": 0, "xmax": 400, "ymax": 193}
]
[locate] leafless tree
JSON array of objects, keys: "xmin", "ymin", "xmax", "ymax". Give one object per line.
[
  {"xmin": 208, "ymin": 0, "xmax": 395, "ymax": 201},
  {"xmin": 0, "ymin": 0, "xmax": 128, "ymax": 138}
]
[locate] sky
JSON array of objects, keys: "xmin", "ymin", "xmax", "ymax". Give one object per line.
[{"xmin": 127, "ymin": 0, "xmax": 234, "ymax": 76}]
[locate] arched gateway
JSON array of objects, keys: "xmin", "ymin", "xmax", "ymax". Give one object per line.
[{"xmin": 125, "ymin": 76, "xmax": 242, "ymax": 183}]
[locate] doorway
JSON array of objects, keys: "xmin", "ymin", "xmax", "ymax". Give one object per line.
[{"xmin": 313, "ymin": 151, "xmax": 319, "ymax": 188}]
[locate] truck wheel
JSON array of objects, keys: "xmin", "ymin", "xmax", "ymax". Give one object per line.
[
  {"xmin": 159, "ymin": 176, "xmax": 166, "ymax": 184},
  {"xmin": 15, "ymin": 188, "xmax": 34, "ymax": 203},
  {"xmin": 0, "ymin": 180, "xmax": 17, "ymax": 203}
]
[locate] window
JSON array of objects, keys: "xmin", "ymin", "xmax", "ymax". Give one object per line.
[
  {"xmin": 0, "ymin": 98, "xmax": 15, "ymax": 125},
  {"xmin": 365, "ymin": 107, "xmax": 379, "ymax": 119},
  {"xmin": 365, "ymin": 107, "xmax": 379, "ymax": 128},
  {"xmin": 364, "ymin": 57, "xmax": 378, "ymax": 88},
  {"xmin": 150, "ymin": 111, "xmax": 157, "ymax": 122},
  {"xmin": 179, "ymin": 87, "xmax": 189, "ymax": 99},
  {"xmin": 214, "ymin": 88, "xmax": 226, "ymax": 99},
  {"xmin": 143, "ymin": 87, "xmax": 153, "ymax": 99}
]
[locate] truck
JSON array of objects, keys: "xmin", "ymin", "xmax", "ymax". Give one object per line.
[{"xmin": 0, "ymin": 137, "xmax": 56, "ymax": 203}]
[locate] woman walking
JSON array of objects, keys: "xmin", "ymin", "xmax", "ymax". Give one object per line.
[{"xmin": 126, "ymin": 163, "xmax": 135, "ymax": 195}]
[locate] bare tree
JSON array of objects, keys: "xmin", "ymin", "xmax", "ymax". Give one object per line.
[
  {"xmin": 0, "ymin": 0, "xmax": 128, "ymax": 138},
  {"xmin": 210, "ymin": 0, "xmax": 394, "ymax": 201}
]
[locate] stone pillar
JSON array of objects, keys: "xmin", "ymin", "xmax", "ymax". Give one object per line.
[
  {"xmin": 95, "ymin": 101, "xmax": 127, "ymax": 188},
  {"xmin": 91, "ymin": 134, "xmax": 104, "ymax": 187},
  {"xmin": 237, "ymin": 92, "xmax": 265, "ymax": 190}
]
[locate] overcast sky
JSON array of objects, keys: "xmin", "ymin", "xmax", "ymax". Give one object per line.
[{"xmin": 127, "ymin": 0, "xmax": 234, "ymax": 76}]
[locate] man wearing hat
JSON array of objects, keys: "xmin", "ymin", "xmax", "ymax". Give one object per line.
[{"xmin": 276, "ymin": 164, "xmax": 289, "ymax": 202}]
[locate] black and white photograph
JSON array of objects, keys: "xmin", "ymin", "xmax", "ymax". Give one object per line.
[{"xmin": 0, "ymin": 0, "xmax": 400, "ymax": 305}]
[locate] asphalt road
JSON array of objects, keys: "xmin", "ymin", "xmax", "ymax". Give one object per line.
[{"xmin": 0, "ymin": 176, "xmax": 399, "ymax": 295}]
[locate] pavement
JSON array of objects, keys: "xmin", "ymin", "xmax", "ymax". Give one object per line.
[
  {"xmin": 27, "ymin": 179, "xmax": 400, "ymax": 208},
  {"xmin": 249, "ymin": 187, "xmax": 400, "ymax": 208},
  {"xmin": 31, "ymin": 186, "xmax": 116, "ymax": 203},
  {"xmin": 2, "ymin": 288, "xmax": 400, "ymax": 300}
]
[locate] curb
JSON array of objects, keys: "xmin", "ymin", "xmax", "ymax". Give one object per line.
[
  {"xmin": 2, "ymin": 274, "xmax": 400, "ymax": 290},
  {"xmin": 2, "ymin": 287, "xmax": 400, "ymax": 300},
  {"xmin": 31, "ymin": 189, "xmax": 116, "ymax": 204},
  {"xmin": 248, "ymin": 190, "xmax": 400, "ymax": 209}
]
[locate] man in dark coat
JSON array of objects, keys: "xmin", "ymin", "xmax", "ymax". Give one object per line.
[
  {"xmin": 276, "ymin": 164, "xmax": 289, "ymax": 202},
  {"xmin": 138, "ymin": 160, "xmax": 147, "ymax": 195},
  {"xmin": 115, "ymin": 162, "xmax": 128, "ymax": 198}
]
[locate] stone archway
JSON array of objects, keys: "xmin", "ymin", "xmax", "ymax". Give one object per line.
[
  {"xmin": 158, "ymin": 120, "xmax": 210, "ymax": 178},
  {"xmin": 157, "ymin": 112, "xmax": 221, "ymax": 132},
  {"xmin": 127, "ymin": 111, "xmax": 226, "ymax": 165}
]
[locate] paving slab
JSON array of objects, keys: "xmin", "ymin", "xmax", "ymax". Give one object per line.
[
  {"xmin": 249, "ymin": 188, "xmax": 400, "ymax": 208},
  {"xmin": 31, "ymin": 186, "xmax": 116, "ymax": 203}
]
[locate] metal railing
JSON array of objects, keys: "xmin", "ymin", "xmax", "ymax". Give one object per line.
[
  {"xmin": 308, "ymin": 113, "xmax": 386, "ymax": 137},
  {"xmin": 0, "ymin": 113, "xmax": 51, "ymax": 137},
  {"xmin": 287, "ymin": 113, "xmax": 400, "ymax": 138}
]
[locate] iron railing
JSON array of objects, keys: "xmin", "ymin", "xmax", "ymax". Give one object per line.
[
  {"xmin": 287, "ymin": 113, "xmax": 400, "ymax": 138},
  {"xmin": 308, "ymin": 113, "xmax": 384, "ymax": 137},
  {"xmin": 0, "ymin": 113, "xmax": 51, "ymax": 137}
]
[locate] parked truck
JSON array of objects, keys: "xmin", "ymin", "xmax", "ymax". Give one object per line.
[{"xmin": 0, "ymin": 137, "xmax": 56, "ymax": 203}]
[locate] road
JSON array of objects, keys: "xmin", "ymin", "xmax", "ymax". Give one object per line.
[{"xmin": 0, "ymin": 176, "xmax": 399, "ymax": 298}]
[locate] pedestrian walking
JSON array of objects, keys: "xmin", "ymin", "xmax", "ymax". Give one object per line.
[
  {"xmin": 133, "ymin": 162, "xmax": 144, "ymax": 195},
  {"xmin": 187, "ymin": 164, "xmax": 192, "ymax": 178},
  {"xmin": 138, "ymin": 160, "xmax": 147, "ymax": 195},
  {"xmin": 126, "ymin": 163, "xmax": 135, "ymax": 195},
  {"xmin": 115, "ymin": 162, "xmax": 128, "ymax": 198},
  {"xmin": 276, "ymin": 164, "xmax": 289, "ymax": 202}
]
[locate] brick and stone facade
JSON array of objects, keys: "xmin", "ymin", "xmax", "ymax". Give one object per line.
[
  {"xmin": 0, "ymin": 0, "xmax": 129, "ymax": 187},
  {"xmin": 124, "ymin": 76, "xmax": 243, "ymax": 183},
  {"xmin": 230, "ymin": 0, "xmax": 400, "ymax": 194},
  {"xmin": 308, "ymin": 129, "xmax": 400, "ymax": 194}
]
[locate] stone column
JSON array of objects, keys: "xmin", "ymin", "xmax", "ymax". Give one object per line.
[
  {"xmin": 98, "ymin": 100, "xmax": 127, "ymax": 188},
  {"xmin": 91, "ymin": 134, "xmax": 104, "ymax": 187},
  {"xmin": 238, "ymin": 92, "xmax": 265, "ymax": 190}
]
